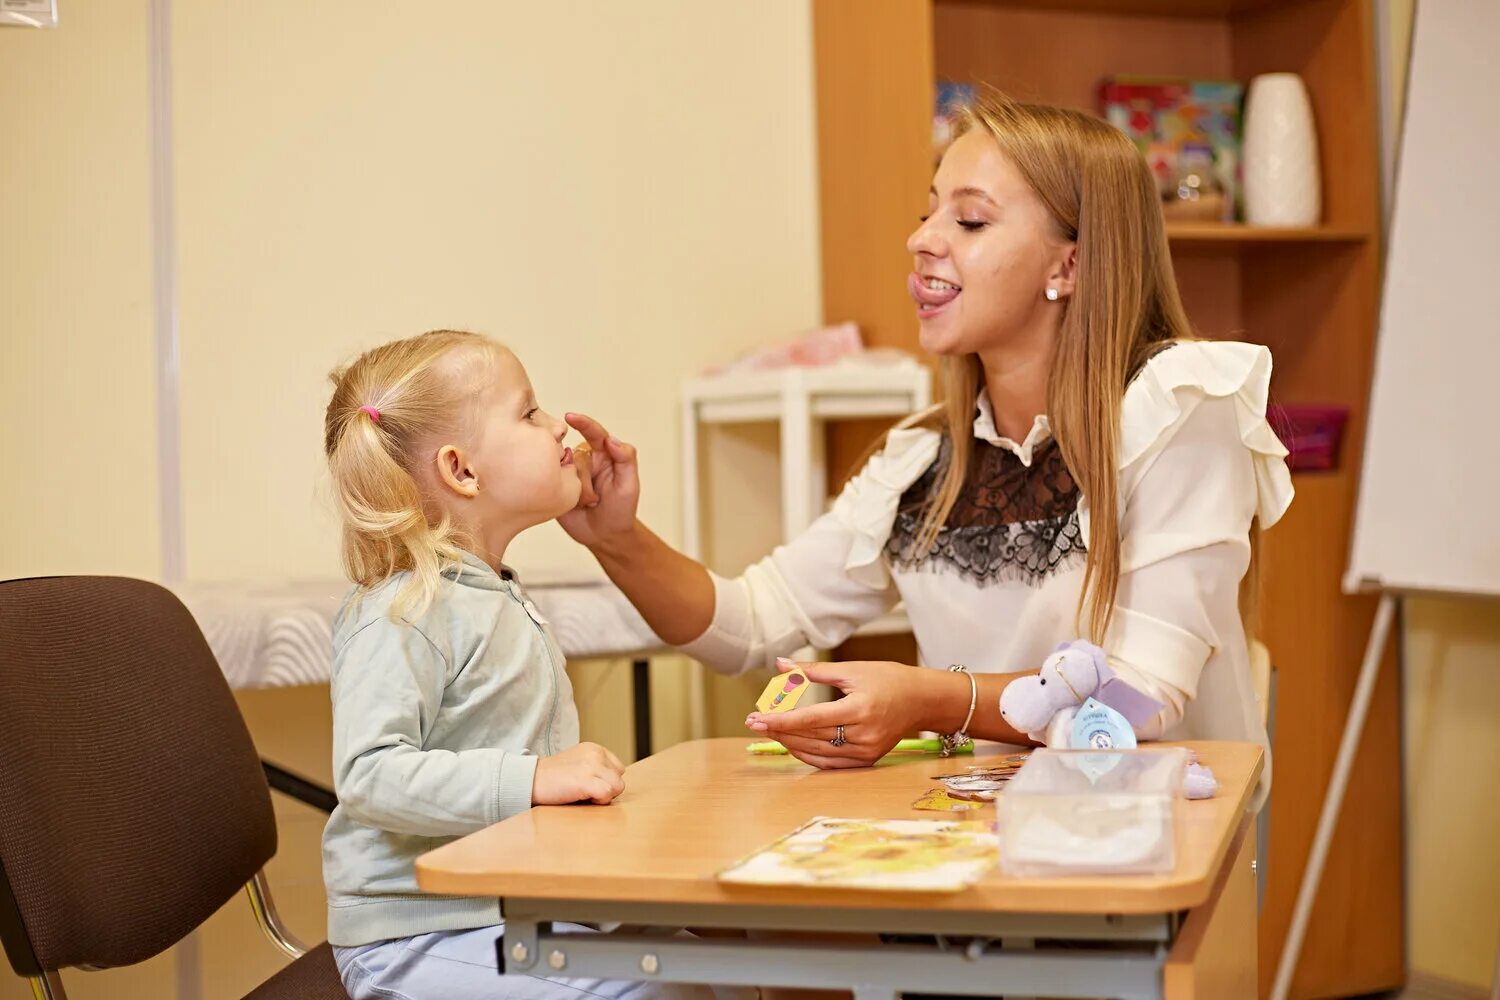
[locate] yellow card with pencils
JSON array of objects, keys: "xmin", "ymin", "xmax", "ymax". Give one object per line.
[{"xmin": 756, "ymin": 669, "xmax": 810, "ymax": 713}]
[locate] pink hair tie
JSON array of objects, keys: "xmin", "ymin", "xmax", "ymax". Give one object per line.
[{"xmin": 358, "ymin": 405, "xmax": 381, "ymax": 423}]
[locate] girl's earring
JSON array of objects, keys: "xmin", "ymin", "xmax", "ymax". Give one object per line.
[{"xmin": 1045, "ymin": 288, "xmax": 1060, "ymax": 301}]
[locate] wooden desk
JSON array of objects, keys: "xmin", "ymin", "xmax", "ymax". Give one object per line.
[{"xmin": 418, "ymin": 739, "xmax": 1263, "ymax": 999}]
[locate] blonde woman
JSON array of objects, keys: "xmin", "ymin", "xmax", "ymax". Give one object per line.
[
  {"xmin": 320, "ymin": 331, "xmax": 746, "ymax": 999},
  {"xmin": 563, "ymin": 92, "xmax": 1292, "ymax": 797}
]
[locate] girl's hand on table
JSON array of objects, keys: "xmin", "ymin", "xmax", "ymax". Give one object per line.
[{"xmin": 533, "ymin": 742, "xmax": 626, "ymax": 805}]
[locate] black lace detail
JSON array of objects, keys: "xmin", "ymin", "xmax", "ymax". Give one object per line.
[
  {"xmin": 884, "ymin": 341, "xmax": 1179, "ymax": 586},
  {"xmin": 885, "ymin": 435, "xmax": 1085, "ymax": 587}
]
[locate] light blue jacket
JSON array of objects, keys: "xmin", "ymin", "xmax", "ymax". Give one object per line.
[{"xmin": 321, "ymin": 552, "xmax": 578, "ymax": 946}]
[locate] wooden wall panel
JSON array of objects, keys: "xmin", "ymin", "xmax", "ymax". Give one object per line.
[{"xmin": 1234, "ymin": 1, "xmax": 1402, "ymax": 995}]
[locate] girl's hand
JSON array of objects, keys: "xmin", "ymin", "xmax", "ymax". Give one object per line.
[
  {"xmin": 532, "ymin": 742, "xmax": 626, "ymax": 805},
  {"xmin": 558, "ymin": 412, "xmax": 640, "ymax": 549},
  {"xmin": 745, "ymin": 658, "xmax": 927, "ymax": 768}
]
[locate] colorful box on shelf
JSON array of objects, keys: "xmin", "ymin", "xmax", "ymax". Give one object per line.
[
  {"xmin": 934, "ymin": 81, "xmax": 975, "ymax": 159},
  {"xmin": 1272, "ymin": 404, "xmax": 1349, "ymax": 471},
  {"xmin": 1099, "ymin": 76, "xmax": 1243, "ymax": 222}
]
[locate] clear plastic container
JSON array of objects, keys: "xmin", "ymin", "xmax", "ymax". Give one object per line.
[{"xmin": 996, "ymin": 747, "xmax": 1188, "ymax": 877}]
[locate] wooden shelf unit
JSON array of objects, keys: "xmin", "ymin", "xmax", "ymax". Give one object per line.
[
  {"xmin": 810, "ymin": 1, "xmax": 1401, "ymax": 997},
  {"xmin": 1166, "ymin": 222, "xmax": 1370, "ymax": 243}
]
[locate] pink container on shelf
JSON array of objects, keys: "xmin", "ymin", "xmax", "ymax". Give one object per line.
[{"xmin": 1272, "ymin": 404, "xmax": 1349, "ymax": 471}]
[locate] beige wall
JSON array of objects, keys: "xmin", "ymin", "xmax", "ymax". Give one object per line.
[
  {"xmin": 169, "ymin": 1, "xmax": 821, "ymax": 582},
  {"xmin": 1404, "ymin": 599, "xmax": 1500, "ymax": 990},
  {"xmin": 0, "ymin": 0, "xmax": 160, "ymax": 581},
  {"xmin": 2, "ymin": 1, "xmax": 820, "ymax": 583}
]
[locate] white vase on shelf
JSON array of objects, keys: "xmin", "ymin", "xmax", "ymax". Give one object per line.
[{"xmin": 1242, "ymin": 73, "xmax": 1322, "ymax": 226}]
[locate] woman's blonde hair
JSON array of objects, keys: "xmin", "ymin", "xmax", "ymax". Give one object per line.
[
  {"xmin": 324, "ymin": 329, "xmax": 499, "ymax": 618},
  {"xmin": 908, "ymin": 91, "xmax": 1260, "ymax": 642}
]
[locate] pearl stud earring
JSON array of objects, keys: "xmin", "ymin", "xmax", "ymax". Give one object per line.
[{"xmin": 1045, "ymin": 288, "xmax": 1060, "ymax": 301}]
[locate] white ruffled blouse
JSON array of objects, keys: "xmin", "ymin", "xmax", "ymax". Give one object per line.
[{"xmin": 681, "ymin": 341, "xmax": 1293, "ymax": 791}]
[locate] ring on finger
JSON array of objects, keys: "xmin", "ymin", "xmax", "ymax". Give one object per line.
[{"xmin": 830, "ymin": 724, "xmax": 847, "ymax": 747}]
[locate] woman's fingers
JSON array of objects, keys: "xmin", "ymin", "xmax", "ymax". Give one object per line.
[
  {"xmin": 782, "ymin": 746, "xmax": 871, "ymax": 770},
  {"xmin": 600, "ymin": 434, "xmax": 638, "ymax": 498},
  {"xmin": 744, "ymin": 727, "xmax": 845, "ymax": 744},
  {"xmin": 747, "ymin": 699, "xmax": 853, "ymax": 733},
  {"xmin": 573, "ymin": 447, "xmax": 599, "ymax": 507},
  {"xmin": 767, "ymin": 731, "xmax": 865, "ymax": 758},
  {"xmin": 565, "ymin": 411, "xmax": 611, "ymax": 451},
  {"xmin": 603, "ymin": 434, "xmax": 636, "ymax": 464},
  {"xmin": 566, "ymin": 412, "xmax": 639, "ymax": 501},
  {"xmin": 774, "ymin": 656, "xmax": 855, "ymax": 689}
]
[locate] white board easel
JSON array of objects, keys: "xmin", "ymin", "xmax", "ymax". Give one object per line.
[{"xmin": 1272, "ymin": 4, "xmax": 1500, "ymax": 998}]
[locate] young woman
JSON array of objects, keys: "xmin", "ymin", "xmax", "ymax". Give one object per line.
[{"xmin": 562, "ymin": 92, "xmax": 1291, "ymax": 800}]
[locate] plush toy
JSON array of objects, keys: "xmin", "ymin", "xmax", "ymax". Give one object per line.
[
  {"xmin": 1183, "ymin": 761, "xmax": 1219, "ymax": 800},
  {"xmin": 999, "ymin": 640, "xmax": 1219, "ymax": 799},
  {"xmin": 999, "ymin": 640, "xmax": 1162, "ymax": 745}
]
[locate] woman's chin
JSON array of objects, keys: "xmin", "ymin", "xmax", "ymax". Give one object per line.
[{"xmin": 918, "ymin": 321, "xmax": 968, "ymax": 357}]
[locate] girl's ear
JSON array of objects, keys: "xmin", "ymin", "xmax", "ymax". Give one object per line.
[{"xmin": 436, "ymin": 444, "xmax": 479, "ymax": 498}]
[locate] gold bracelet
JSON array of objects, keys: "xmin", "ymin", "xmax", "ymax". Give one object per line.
[{"xmin": 940, "ymin": 664, "xmax": 977, "ymax": 757}]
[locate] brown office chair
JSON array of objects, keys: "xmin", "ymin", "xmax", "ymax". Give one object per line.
[{"xmin": 0, "ymin": 576, "xmax": 347, "ymax": 999}]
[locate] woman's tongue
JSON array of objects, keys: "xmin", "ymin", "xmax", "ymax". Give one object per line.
[{"xmin": 908, "ymin": 272, "xmax": 962, "ymax": 307}]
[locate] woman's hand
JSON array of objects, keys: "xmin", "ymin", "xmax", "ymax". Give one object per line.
[
  {"xmin": 745, "ymin": 657, "xmax": 934, "ymax": 768},
  {"xmin": 558, "ymin": 412, "xmax": 640, "ymax": 550}
]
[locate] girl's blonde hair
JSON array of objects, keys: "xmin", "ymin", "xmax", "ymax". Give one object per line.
[
  {"xmin": 324, "ymin": 329, "xmax": 498, "ymax": 618},
  {"xmin": 908, "ymin": 91, "xmax": 1261, "ymax": 642}
]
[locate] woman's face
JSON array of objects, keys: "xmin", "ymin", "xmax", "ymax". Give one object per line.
[{"xmin": 906, "ymin": 131, "xmax": 1075, "ymax": 358}]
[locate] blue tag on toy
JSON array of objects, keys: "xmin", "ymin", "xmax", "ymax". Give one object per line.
[
  {"xmin": 1071, "ymin": 699, "xmax": 1136, "ymax": 783},
  {"xmin": 1072, "ymin": 697, "xmax": 1136, "ymax": 751}
]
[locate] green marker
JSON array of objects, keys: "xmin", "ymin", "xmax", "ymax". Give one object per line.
[{"xmin": 746, "ymin": 737, "xmax": 972, "ymax": 756}]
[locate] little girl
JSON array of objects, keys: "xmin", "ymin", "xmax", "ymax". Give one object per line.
[{"xmin": 320, "ymin": 329, "xmax": 737, "ymax": 999}]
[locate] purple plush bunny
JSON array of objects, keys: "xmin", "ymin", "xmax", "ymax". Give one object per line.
[
  {"xmin": 998, "ymin": 640, "xmax": 1219, "ymax": 798},
  {"xmin": 999, "ymin": 640, "xmax": 1165, "ymax": 745}
]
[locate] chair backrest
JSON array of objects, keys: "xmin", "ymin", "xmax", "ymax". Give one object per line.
[{"xmin": 0, "ymin": 577, "xmax": 277, "ymax": 978}]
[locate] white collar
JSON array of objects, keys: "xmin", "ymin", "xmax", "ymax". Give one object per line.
[{"xmin": 973, "ymin": 392, "xmax": 1052, "ymax": 467}]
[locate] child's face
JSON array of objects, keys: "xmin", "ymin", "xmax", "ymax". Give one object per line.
[{"xmin": 437, "ymin": 348, "xmax": 581, "ymax": 534}]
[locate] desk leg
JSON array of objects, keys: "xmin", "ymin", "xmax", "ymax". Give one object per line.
[
  {"xmin": 632, "ymin": 658, "xmax": 652, "ymax": 760},
  {"xmin": 1164, "ymin": 821, "xmax": 1257, "ymax": 999}
]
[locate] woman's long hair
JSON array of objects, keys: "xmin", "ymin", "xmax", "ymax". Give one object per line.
[{"xmin": 906, "ymin": 92, "xmax": 1260, "ymax": 641}]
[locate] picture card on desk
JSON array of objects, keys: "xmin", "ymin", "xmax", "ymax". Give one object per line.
[
  {"xmin": 718, "ymin": 817, "xmax": 998, "ymax": 892},
  {"xmin": 912, "ymin": 788, "xmax": 986, "ymax": 812}
]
